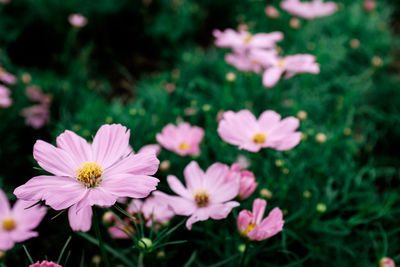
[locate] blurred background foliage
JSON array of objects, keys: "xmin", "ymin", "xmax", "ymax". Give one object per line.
[{"xmin": 1, "ymin": 0, "xmax": 400, "ymax": 266}]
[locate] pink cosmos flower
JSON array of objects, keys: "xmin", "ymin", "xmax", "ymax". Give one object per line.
[
  {"xmin": 253, "ymin": 52, "xmax": 319, "ymax": 88},
  {"xmin": 68, "ymin": 14, "xmax": 87, "ymax": 28},
  {"xmin": 29, "ymin": 261, "xmax": 62, "ymax": 267},
  {"xmin": 108, "ymin": 216, "xmax": 135, "ymax": 239},
  {"xmin": 20, "ymin": 105, "xmax": 50, "ymax": 129},
  {"xmin": 281, "ymin": 0, "xmax": 337, "ymax": 20},
  {"xmin": 228, "ymin": 164, "xmax": 257, "ymax": 200},
  {"xmin": 213, "ymin": 29, "xmax": 283, "ymax": 53},
  {"xmin": 363, "ymin": 0, "xmax": 376, "ymax": 13},
  {"xmin": 156, "ymin": 122, "xmax": 204, "ymax": 156},
  {"xmin": 217, "ymin": 110, "xmax": 301, "ymax": 152},
  {"xmin": 265, "ymin": 5, "xmax": 280, "ymax": 19},
  {"xmin": 0, "ymin": 85, "xmax": 12, "ymax": 108},
  {"xmin": 237, "ymin": 198, "xmax": 284, "ymax": 241},
  {"xmin": 0, "ymin": 68, "xmax": 17, "ymax": 85},
  {"xmin": 14, "ymin": 124, "xmax": 160, "ymax": 232},
  {"xmin": 0, "ymin": 189, "xmax": 46, "ymax": 251},
  {"xmin": 154, "ymin": 161, "xmax": 240, "ymax": 230},
  {"xmin": 225, "ymin": 49, "xmax": 277, "ymax": 73},
  {"xmin": 25, "ymin": 86, "xmax": 52, "ymax": 105},
  {"xmin": 379, "ymin": 257, "xmax": 395, "ymax": 267}
]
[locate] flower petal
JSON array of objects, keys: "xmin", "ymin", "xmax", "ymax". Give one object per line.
[
  {"xmin": 252, "ymin": 198, "xmax": 267, "ymax": 225},
  {"xmin": 0, "ymin": 189, "xmax": 10, "ymax": 216},
  {"xmin": 101, "ymin": 174, "xmax": 159, "ymax": 199},
  {"xmin": 183, "ymin": 161, "xmax": 204, "ymax": 191},
  {"xmin": 106, "ymin": 149, "xmax": 159, "ymax": 176},
  {"xmin": 167, "ymin": 175, "xmax": 192, "ymax": 199},
  {"xmin": 56, "ymin": 130, "xmax": 92, "ymax": 166},
  {"xmin": 68, "ymin": 204, "xmax": 93, "ymax": 232}
]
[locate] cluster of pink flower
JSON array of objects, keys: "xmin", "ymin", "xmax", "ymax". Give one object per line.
[
  {"xmin": 213, "ymin": 28, "xmax": 320, "ymax": 88},
  {"xmin": 0, "ymin": 66, "xmax": 17, "ymax": 108},
  {"xmin": 21, "ymin": 86, "xmax": 51, "ymax": 129}
]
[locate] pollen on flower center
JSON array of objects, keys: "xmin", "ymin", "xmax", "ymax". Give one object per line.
[
  {"xmin": 75, "ymin": 161, "xmax": 103, "ymax": 188},
  {"xmin": 179, "ymin": 142, "xmax": 190, "ymax": 150},
  {"xmin": 277, "ymin": 60, "xmax": 286, "ymax": 67},
  {"xmin": 253, "ymin": 133, "xmax": 266, "ymax": 144},
  {"xmin": 193, "ymin": 189, "xmax": 209, "ymax": 207},
  {"xmin": 251, "ymin": 60, "xmax": 260, "ymax": 66},
  {"xmin": 242, "ymin": 223, "xmax": 256, "ymax": 235},
  {"xmin": 2, "ymin": 217, "xmax": 16, "ymax": 231},
  {"xmin": 244, "ymin": 34, "xmax": 253, "ymax": 43}
]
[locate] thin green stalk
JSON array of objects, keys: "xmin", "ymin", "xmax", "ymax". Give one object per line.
[
  {"xmin": 93, "ymin": 208, "xmax": 111, "ymax": 267},
  {"xmin": 239, "ymin": 242, "xmax": 249, "ymax": 267},
  {"xmin": 138, "ymin": 252, "xmax": 144, "ymax": 267}
]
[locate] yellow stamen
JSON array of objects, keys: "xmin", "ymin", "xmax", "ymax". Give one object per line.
[
  {"xmin": 251, "ymin": 60, "xmax": 260, "ymax": 66},
  {"xmin": 243, "ymin": 34, "xmax": 253, "ymax": 43},
  {"xmin": 277, "ymin": 60, "xmax": 286, "ymax": 67},
  {"xmin": 75, "ymin": 161, "xmax": 103, "ymax": 188},
  {"xmin": 252, "ymin": 133, "xmax": 266, "ymax": 144},
  {"xmin": 2, "ymin": 217, "xmax": 16, "ymax": 231},
  {"xmin": 193, "ymin": 189, "xmax": 209, "ymax": 207},
  {"xmin": 241, "ymin": 223, "xmax": 256, "ymax": 236},
  {"xmin": 179, "ymin": 143, "xmax": 190, "ymax": 150}
]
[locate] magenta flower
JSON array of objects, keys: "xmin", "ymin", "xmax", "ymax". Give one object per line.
[
  {"xmin": 0, "ymin": 85, "xmax": 12, "ymax": 108},
  {"xmin": 14, "ymin": 124, "xmax": 159, "ymax": 232},
  {"xmin": 29, "ymin": 261, "xmax": 62, "ymax": 267},
  {"xmin": 20, "ymin": 105, "xmax": 50, "ymax": 129},
  {"xmin": 156, "ymin": 122, "xmax": 204, "ymax": 156},
  {"xmin": 281, "ymin": 0, "xmax": 337, "ymax": 20},
  {"xmin": 154, "ymin": 161, "xmax": 240, "ymax": 230},
  {"xmin": 0, "ymin": 189, "xmax": 46, "ymax": 251},
  {"xmin": 229, "ymin": 164, "xmax": 258, "ymax": 200},
  {"xmin": 218, "ymin": 110, "xmax": 302, "ymax": 152},
  {"xmin": 0, "ymin": 68, "xmax": 17, "ymax": 85},
  {"xmin": 253, "ymin": 51, "xmax": 319, "ymax": 88},
  {"xmin": 213, "ymin": 29, "xmax": 283, "ymax": 53},
  {"xmin": 237, "ymin": 198, "xmax": 284, "ymax": 241},
  {"xmin": 68, "ymin": 14, "xmax": 87, "ymax": 28},
  {"xmin": 379, "ymin": 257, "xmax": 395, "ymax": 267}
]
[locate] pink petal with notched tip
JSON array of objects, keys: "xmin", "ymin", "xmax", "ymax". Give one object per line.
[{"xmin": 68, "ymin": 204, "xmax": 92, "ymax": 232}]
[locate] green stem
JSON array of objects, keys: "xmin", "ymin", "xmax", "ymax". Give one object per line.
[
  {"xmin": 138, "ymin": 252, "xmax": 144, "ymax": 267},
  {"xmin": 239, "ymin": 242, "xmax": 249, "ymax": 267},
  {"xmin": 93, "ymin": 208, "xmax": 111, "ymax": 267}
]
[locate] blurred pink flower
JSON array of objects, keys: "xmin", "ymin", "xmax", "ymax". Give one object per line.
[
  {"xmin": 25, "ymin": 86, "xmax": 52, "ymax": 105},
  {"xmin": 0, "ymin": 68, "xmax": 17, "ymax": 85},
  {"xmin": 14, "ymin": 124, "xmax": 159, "ymax": 232},
  {"xmin": 0, "ymin": 85, "xmax": 12, "ymax": 108},
  {"xmin": 225, "ymin": 49, "xmax": 277, "ymax": 73},
  {"xmin": 108, "ymin": 217, "xmax": 135, "ymax": 239},
  {"xmin": 379, "ymin": 257, "xmax": 395, "ymax": 267},
  {"xmin": 154, "ymin": 161, "xmax": 240, "ymax": 230},
  {"xmin": 237, "ymin": 198, "xmax": 284, "ymax": 241},
  {"xmin": 0, "ymin": 189, "xmax": 46, "ymax": 251},
  {"xmin": 363, "ymin": 0, "xmax": 376, "ymax": 13},
  {"xmin": 20, "ymin": 105, "xmax": 50, "ymax": 129},
  {"xmin": 156, "ymin": 122, "xmax": 204, "ymax": 156},
  {"xmin": 68, "ymin": 14, "xmax": 87, "ymax": 28},
  {"xmin": 228, "ymin": 164, "xmax": 258, "ymax": 200},
  {"xmin": 281, "ymin": 0, "xmax": 337, "ymax": 20},
  {"xmin": 254, "ymin": 52, "xmax": 319, "ymax": 87},
  {"xmin": 217, "ymin": 110, "xmax": 302, "ymax": 152},
  {"xmin": 29, "ymin": 261, "xmax": 62, "ymax": 267},
  {"xmin": 213, "ymin": 29, "xmax": 283, "ymax": 53},
  {"xmin": 265, "ymin": 5, "xmax": 280, "ymax": 19},
  {"xmin": 0, "ymin": 0, "xmax": 11, "ymax": 4}
]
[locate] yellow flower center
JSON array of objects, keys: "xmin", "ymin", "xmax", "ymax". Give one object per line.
[
  {"xmin": 2, "ymin": 217, "xmax": 16, "ymax": 231},
  {"xmin": 244, "ymin": 34, "xmax": 253, "ymax": 43},
  {"xmin": 241, "ymin": 223, "xmax": 256, "ymax": 236},
  {"xmin": 193, "ymin": 189, "xmax": 209, "ymax": 207},
  {"xmin": 179, "ymin": 142, "xmax": 190, "ymax": 150},
  {"xmin": 277, "ymin": 60, "xmax": 286, "ymax": 67},
  {"xmin": 251, "ymin": 60, "xmax": 260, "ymax": 66},
  {"xmin": 76, "ymin": 161, "xmax": 103, "ymax": 188},
  {"xmin": 252, "ymin": 133, "xmax": 266, "ymax": 144}
]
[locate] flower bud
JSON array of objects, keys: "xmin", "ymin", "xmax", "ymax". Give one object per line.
[
  {"xmin": 138, "ymin": 237, "xmax": 153, "ymax": 250},
  {"xmin": 379, "ymin": 257, "xmax": 395, "ymax": 267}
]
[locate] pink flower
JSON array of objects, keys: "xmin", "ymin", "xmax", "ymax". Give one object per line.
[
  {"xmin": 0, "ymin": 85, "xmax": 12, "ymax": 108},
  {"xmin": 0, "ymin": 67, "xmax": 17, "ymax": 85},
  {"xmin": 379, "ymin": 257, "xmax": 395, "ymax": 267},
  {"xmin": 154, "ymin": 161, "xmax": 240, "ymax": 230},
  {"xmin": 0, "ymin": 189, "xmax": 46, "ymax": 251},
  {"xmin": 14, "ymin": 124, "xmax": 160, "ymax": 232},
  {"xmin": 229, "ymin": 164, "xmax": 257, "ymax": 200},
  {"xmin": 156, "ymin": 122, "xmax": 204, "ymax": 156},
  {"xmin": 29, "ymin": 261, "xmax": 62, "ymax": 267},
  {"xmin": 20, "ymin": 105, "xmax": 50, "ymax": 129},
  {"xmin": 213, "ymin": 29, "xmax": 283, "ymax": 53},
  {"xmin": 363, "ymin": 0, "xmax": 376, "ymax": 13},
  {"xmin": 254, "ymin": 52, "xmax": 319, "ymax": 88},
  {"xmin": 217, "ymin": 110, "xmax": 301, "ymax": 152},
  {"xmin": 225, "ymin": 49, "xmax": 277, "ymax": 73},
  {"xmin": 281, "ymin": 0, "xmax": 337, "ymax": 20},
  {"xmin": 108, "ymin": 216, "xmax": 136, "ymax": 239},
  {"xmin": 265, "ymin": 5, "xmax": 280, "ymax": 19},
  {"xmin": 25, "ymin": 86, "xmax": 52, "ymax": 105},
  {"xmin": 68, "ymin": 14, "xmax": 87, "ymax": 28},
  {"xmin": 237, "ymin": 198, "xmax": 284, "ymax": 241}
]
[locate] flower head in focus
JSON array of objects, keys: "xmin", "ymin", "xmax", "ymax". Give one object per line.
[
  {"xmin": 14, "ymin": 124, "xmax": 159, "ymax": 232},
  {"xmin": 218, "ymin": 110, "xmax": 301, "ymax": 152},
  {"xmin": 0, "ymin": 189, "xmax": 46, "ymax": 250},
  {"xmin": 237, "ymin": 198, "xmax": 284, "ymax": 241},
  {"xmin": 154, "ymin": 161, "xmax": 240, "ymax": 230},
  {"xmin": 156, "ymin": 122, "xmax": 204, "ymax": 156}
]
